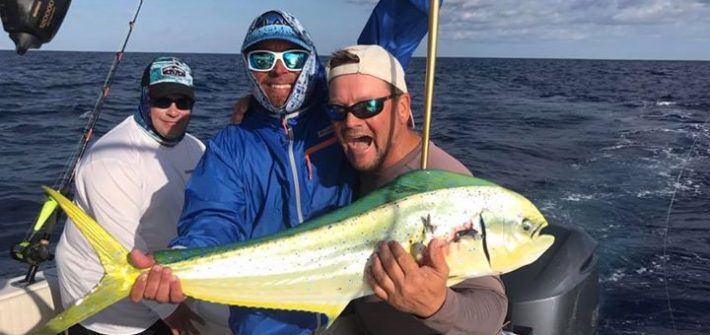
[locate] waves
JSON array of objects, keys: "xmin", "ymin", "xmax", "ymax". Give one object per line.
[
  {"xmin": 416, "ymin": 57, "xmax": 710, "ymax": 334},
  {"xmin": 1, "ymin": 51, "xmax": 709, "ymax": 333}
]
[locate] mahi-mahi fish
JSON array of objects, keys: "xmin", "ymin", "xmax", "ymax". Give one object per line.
[{"xmin": 31, "ymin": 169, "xmax": 555, "ymax": 334}]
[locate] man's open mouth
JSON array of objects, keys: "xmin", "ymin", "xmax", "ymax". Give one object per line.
[{"xmin": 346, "ymin": 135, "xmax": 373, "ymax": 152}]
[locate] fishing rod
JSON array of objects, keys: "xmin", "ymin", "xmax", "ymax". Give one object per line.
[
  {"xmin": 10, "ymin": 0, "xmax": 145, "ymax": 284},
  {"xmin": 419, "ymin": 0, "xmax": 440, "ymax": 169}
]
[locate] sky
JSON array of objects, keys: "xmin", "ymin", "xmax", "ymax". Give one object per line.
[{"xmin": 2, "ymin": 0, "xmax": 710, "ymax": 60}]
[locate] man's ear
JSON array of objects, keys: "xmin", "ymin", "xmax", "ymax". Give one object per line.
[{"xmin": 395, "ymin": 93, "xmax": 412, "ymax": 125}]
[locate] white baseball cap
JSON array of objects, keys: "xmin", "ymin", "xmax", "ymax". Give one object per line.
[{"xmin": 326, "ymin": 44, "xmax": 407, "ymax": 94}]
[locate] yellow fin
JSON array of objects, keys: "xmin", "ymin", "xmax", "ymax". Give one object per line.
[
  {"xmin": 43, "ymin": 186, "xmax": 129, "ymax": 269},
  {"xmin": 30, "ymin": 273, "xmax": 135, "ymax": 335},
  {"xmin": 31, "ymin": 187, "xmax": 139, "ymax": 334}
]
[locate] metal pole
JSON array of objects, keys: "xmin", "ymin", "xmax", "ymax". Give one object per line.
[{"xmin": 420, "ymin": 0, "xmax": 440, "ymax": 169}]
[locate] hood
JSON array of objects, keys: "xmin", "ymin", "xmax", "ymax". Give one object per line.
[
  {"xmin": 134, "ymin": 57, "xmax": 194, "ymax": 147},
  {"xmin": 241, "ymin": 10, "xmax": 323, "ymax": 117}
]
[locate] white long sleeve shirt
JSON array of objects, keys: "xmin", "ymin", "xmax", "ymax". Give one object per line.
[{"xmin": 55, "ymin": 116, "xmax": 205, "ymax": 334}]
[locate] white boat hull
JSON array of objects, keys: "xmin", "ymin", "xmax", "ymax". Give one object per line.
[
  {"xmin": 0, "ymin": 268, "xmax": 231, "ymax": 335},
  {"xmin": 0, "ymin": 270, "xmax": 60, "ymax": 335}
]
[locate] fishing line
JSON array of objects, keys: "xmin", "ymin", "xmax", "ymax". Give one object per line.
[
  {"xmin": 661, "ymin": 109, "xmax": 710, "ymax": 334},
  {"xmin": 54, "ymin": 0, "xmax": 144, "ymax": 193}
]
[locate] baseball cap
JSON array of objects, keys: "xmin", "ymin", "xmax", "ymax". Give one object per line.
[
  {"xmin": 326, "ymin": 45, "xmax": 414, "ymax": 127},
  {"xmin": 326, "ymin": 44, "xmax": 407, "ymax": 94},
  {"xmin": 142, "ymin": 57, "xmax": 195, "ymax": 101},
  {"xmin": 242, "ymin": 11, "xmax": 309, "ymax": 51}
]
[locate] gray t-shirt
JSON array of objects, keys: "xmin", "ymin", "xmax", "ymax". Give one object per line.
[
  {"xmin": 330, "ymin": 140, "xmax": 508, "ymax": 335},
  {"xmin": 357, "ymin": 140, "xmax": 472, "ymax": 196}
]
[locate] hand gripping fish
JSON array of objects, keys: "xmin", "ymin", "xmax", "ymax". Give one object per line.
[{"xmin": 31, "ymin": 170, "xmax": 555, "ymax": 334}]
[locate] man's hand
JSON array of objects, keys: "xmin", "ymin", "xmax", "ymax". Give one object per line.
[
  {"xmin": 230, "ymin": 95, "xmax": 251, "ymax": 124},
  {"xmin": 163, "ymin": 302, "xmax": 205, "ymax": 335},
  {"xmin": 129, "ymin": 249, "xmax": 186, "ymax": 304},
  {"xmin": 367, "ymin": 239, "xmax": 449, "ymax": 318}
]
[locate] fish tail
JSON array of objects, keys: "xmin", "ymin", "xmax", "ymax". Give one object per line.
[
  {"xmin": 31, "ymin": 274, "xmax": 134, "ymax": 335},
  {"xmin": 31, "ymin": 187, "xmax": 140, "ymax": 334}
]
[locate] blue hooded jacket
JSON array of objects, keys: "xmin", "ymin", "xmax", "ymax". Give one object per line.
[{"xmin": 170, "ymin": 1, "xmax": 438, "ymax": 334}]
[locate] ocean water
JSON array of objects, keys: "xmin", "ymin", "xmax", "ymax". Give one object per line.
[{"xmin": 1, "ymin": 50, "xmax": 708, "ymax": 334}]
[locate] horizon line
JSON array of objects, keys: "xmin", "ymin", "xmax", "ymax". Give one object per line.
[{"xmin": 1, "ymin": 48, "xmax": 709, "ymax": 63}]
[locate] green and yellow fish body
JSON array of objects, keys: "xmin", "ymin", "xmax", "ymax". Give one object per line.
[{"xmin": 32, "ymin": 170, "xmax": 554, "ymax": 334}]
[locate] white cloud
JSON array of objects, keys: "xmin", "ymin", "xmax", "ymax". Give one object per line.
[
  {"xmin": 341, "ymin": 0, "xmax": 710, "ymax": 58},
  {"xmin": 437, "ymin": 0, "xmax": 710, "ymax": 42},
  {"xmin": 611, "ymin": 0, "xmax": 705, "ymax": 24}
]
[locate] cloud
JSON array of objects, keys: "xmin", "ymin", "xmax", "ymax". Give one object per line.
[
  {"xmin": 347, "ymin": 0, "xmax": 710, "ymax": 43},
  {"xmin": 440, "ymin": 0, "xmax": 710, "ymax": 42}
]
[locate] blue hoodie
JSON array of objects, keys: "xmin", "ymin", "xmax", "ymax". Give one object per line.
[{"xmin": 170, "ymin": 1, "xmax": 437, "ymax": 334}]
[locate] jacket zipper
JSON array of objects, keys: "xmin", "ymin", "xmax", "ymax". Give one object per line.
[{"xmin": 283, "ymin": 117, "xmax": 305, "ymax": 224}]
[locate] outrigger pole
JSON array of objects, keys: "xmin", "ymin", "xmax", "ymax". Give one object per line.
[
  {"xmin": 419, "ymin": 0, "xmax": 441, "ymax": 169},
  {"xmin": 10, "ymin": 0, "xmax": 145, "ymax": 284}
]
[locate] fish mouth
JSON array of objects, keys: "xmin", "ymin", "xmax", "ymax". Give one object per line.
[
  {"xmin": 530, "ymin": 222, "xmax": 545, "ymax": 238},
  {"xmin": 527, "ymin": 221, "xmax": 554, "ymax": 260}
]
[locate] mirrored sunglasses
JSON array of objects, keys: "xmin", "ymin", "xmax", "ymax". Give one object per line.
[
  {"xmin": 327, "ymin": 94, "xmax": 399, "ymax": 121},
  {"xmin": 246, "ymin": 49, "xmax": 309, "ymax": 72},
  {"xmin": 151, "ymin": 96, "xmax": 194, "ymax": 110}
]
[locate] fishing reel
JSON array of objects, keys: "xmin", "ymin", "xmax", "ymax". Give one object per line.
[
  {"xmin": 10, "ymin": 238, "xmax": 54, "ymax": 266},
  {"xmin": 0, "ymin": 0, "xmax": 72, "ymax": 54}
]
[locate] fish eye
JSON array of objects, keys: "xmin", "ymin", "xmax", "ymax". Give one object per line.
[{"xmin": 522, "ymin": 219, "xmax": 533, "ymax": 232}]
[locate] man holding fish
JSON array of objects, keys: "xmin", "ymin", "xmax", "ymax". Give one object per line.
[
  {"xmin": 129, "ymin": 1, "xmax": 446, "ymax": 334},
  {"xmin": 131, "ymin": 2, "xmax": 505, "ymax": 335},
  {"xmin": 318, "ymin": 45, "xmax": 507, "ymax": 334}
]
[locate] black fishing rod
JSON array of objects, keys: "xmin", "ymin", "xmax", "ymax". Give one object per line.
[{"xmin": 10, "ymin": 0, "xmax": 145, "ymax": 284}]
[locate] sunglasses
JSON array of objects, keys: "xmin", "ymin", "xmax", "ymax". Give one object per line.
[
  {"xmin": 246, "ymin": 49, "xmax": 309, "ymax": 72},
  {"xmin": 151, "ymin": 96, "xmax": 194, "ymax": 110},
  {"xmin": 327, "ymin": 94, "xmax": 399, "ymax": 121}
]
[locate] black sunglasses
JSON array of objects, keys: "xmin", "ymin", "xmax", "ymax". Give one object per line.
[
  {"xmin": 327, "ymin": 94, "xmax": 399, "ymax": 121},
  {"xmin": 151, "ymin": 96, "xmax": 194, "ymax": 110}
]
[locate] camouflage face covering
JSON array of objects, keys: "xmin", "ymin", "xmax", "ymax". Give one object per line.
[{"xmin": 241, "ymin": 10, "xmax": 320, "ymax": 117}]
